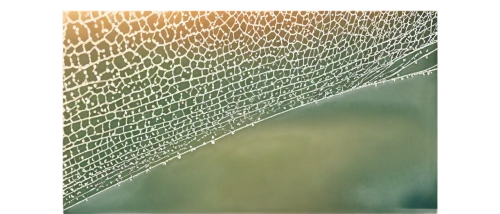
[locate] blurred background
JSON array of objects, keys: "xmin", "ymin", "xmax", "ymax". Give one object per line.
[
  {"xmin": 65, "ymin": 70, "xmax": 437, "ymax": 213},
  {"xmin": 61, "ymin": 10, "xmax": 438, "ymax": 214}
]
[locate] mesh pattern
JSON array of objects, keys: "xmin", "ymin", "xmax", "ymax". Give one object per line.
[{"xmin": 62, "ymin": 11, "xmax": 437, "ymax": 209}]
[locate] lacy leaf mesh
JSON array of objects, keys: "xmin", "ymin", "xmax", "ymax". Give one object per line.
[{"xmin": 62, "ymin": 11, "xmax": 437, "ymax": 209}]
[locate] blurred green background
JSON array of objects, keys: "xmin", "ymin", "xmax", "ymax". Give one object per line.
[{"xmin": 66, "ymin": 71, "xmax": 437, "ymax": 213}]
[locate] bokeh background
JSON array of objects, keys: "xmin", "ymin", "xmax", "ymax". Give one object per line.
[
  {"xmin": 66, "ymin": 67, "xmax": 438, "ymax": 213},
  {"xmin": 66, "ymin": 68, "xmax": 437, "ymax": 213},
  {"xmin": 0, "ymin": 3, "xmax": 500, "ymax": 214}
]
